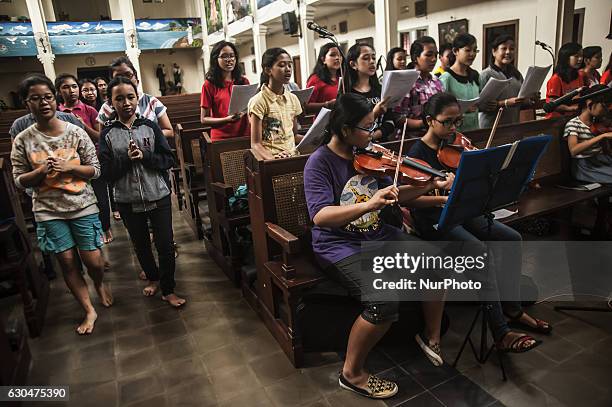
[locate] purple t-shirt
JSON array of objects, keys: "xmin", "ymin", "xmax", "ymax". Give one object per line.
[{"xmin": 304, "ymin": 145, "xmax": 404, "ymax": 267}]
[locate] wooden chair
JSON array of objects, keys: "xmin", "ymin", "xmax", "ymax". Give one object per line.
[
  {"xmin": 0, "ymin": 158, "xmax": 49, "ymax": 338},
  {"xmin": 175, "ymin": 123, "xmax": 209, "ymax": 239},
  {"xmin": 202, "ymin": 134, "xmax": 251, "ymax": 287}
]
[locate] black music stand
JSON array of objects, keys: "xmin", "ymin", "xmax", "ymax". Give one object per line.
[{"xmin": 439, "ymin": 135, "xmax": 552, "ymax": 380}]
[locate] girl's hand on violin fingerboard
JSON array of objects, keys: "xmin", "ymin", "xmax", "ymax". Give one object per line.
[
  {"xmin": 433, "ymin": 173, "xmax": 455, "ymax": 191},
  {"xmin": 368, "ymin": 185, "xmax": 399, "ymax": 211}
]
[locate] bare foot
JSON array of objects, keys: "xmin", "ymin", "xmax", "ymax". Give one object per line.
[
  {"xmin": 95, "ymin": 282, "xmax": 113, "ymax": 307},
  {"xmin": 143, "ymin": 281, "xmax": 159, "ymax": 297},
  {"xmin": 342, "ymin": 369, "xmax": 370, "ymax": 390},
  {"xmin": 138, "ymin": 271, "xmax": 147, "ymax": 281},
  {"xmin": 162, "ymin": 293, "xmax": 186, "ymax": 307},
  {"xmin": 102, "ymin": 230, "xmax": 114, "ymax": 244},
  {"xmin": 76, "ymin": 311, "xmax": 97, "ymax": 335}
]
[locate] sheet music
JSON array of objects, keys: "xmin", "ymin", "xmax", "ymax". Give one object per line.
[
  {"xmin": 227, "ymin": 83, "xmax": 260, "ymax": 115},
  {"xmin": 492, "ymin": 208, "xmax": 518, "ymax": 220},
  {"xmin": 291, "ymin": 86, "xmax": 315, "ymax": 105},
  {"xmin": 518, "ymin": 65, "xmax": 552, "ymax": 98},
  {"xmin": 381, "ymin": 69, "xmax": 420, "ymax": 109},
  {"xmin": 477, "ymin": 77, "xmax": 511, "ymax": 107},
  {"xmin": 457, "ymin": 97, "xmax": 480, "ymax": 113},
  {"xmin": 296, "ymin": 108, "xmax": 332, "ymax": 153}
]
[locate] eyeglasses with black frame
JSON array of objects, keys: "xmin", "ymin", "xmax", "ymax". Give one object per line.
[
  {"xmin": 353, "ymin": 122, "xmax": 380, "ymax": 135},
  {"xmin": 26, "ymin": 94, "xmax": 55, "ymax": 104},
  {"xmin": 432, "ymin": 117, "xmax": 464, "ymax": 128}
]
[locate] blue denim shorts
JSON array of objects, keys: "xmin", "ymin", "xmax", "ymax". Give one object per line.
[{"xmin": 36, "ymin": 213, "xmax": 103, "ymax": 254}]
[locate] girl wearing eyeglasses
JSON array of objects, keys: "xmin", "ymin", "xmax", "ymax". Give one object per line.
[
  {"xmin": 11, "ymin": 74, "xmax": 112, "ymax": 335},
  {"xmin": 200, "ymin": 41, "xmax": 250, "ymax": 141},
  {"xmin": 439, "ymin": 34, "xmax": 491, "ymax": 131},
  {"xmin": 304, "ymin": 93, "xmax": 453, "ymax": 399},
  {"xmin": 407, "ymin": 92, "xmax": 550, "ymax": 355}
]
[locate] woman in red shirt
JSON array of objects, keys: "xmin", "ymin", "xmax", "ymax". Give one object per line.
[
  {"xmin": 546, "ymin": 42, "xmax": 585, "ymax": 119},
  {"xmin": 305, "ymin": 43, "xmax": 342, "ymax": 114},
  {"xmin": 200, "ymin": 41, "xmax": 250, "ymax": 141}
]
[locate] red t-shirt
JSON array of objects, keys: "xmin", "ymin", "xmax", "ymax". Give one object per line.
[
  {"xmin": 306, "ymin": 74, "xmax": 339, "ymax": 104},
  {"xmin": 601, "ymin": 70, "xmax": 611, "ymax": 86},
  {"xmin": 545, "ymin": 71, "xmax": 586, "ymax": 119},
  {"xmin": 200, "ymin": 77, "xmax": 250, "ymax": 141},
  {"xmin": 58, "ymin": 100, "xmax": 98, "ymax": 129}
]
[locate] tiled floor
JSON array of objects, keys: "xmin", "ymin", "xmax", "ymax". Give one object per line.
[{"xmin": 23, "ymin": 211, "xmax": 612, "ymax": 407}]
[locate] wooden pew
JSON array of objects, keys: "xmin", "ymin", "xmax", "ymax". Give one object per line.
[
  {"xmin": 0, "ymin": 157, "xmax": 49, "ymax": 338},
  {"xmin": 245, "ymin": 117, "xmax": 612, "ymax": 366},
  {"xmin": 202, "ymin": 134, "xmax": 251, "ymax": 288},
  {"xmin": 175, "ymin": 123, "xmax": 209, "ymax": 239}
]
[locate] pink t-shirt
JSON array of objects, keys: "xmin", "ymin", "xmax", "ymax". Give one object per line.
[{"xmin": 58, "ymin": 100, "xmax": 98, "ymax": 129}]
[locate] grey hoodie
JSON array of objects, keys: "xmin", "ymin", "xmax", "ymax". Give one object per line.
[{"xmin": 99, "ymin": 116, "xmax": 174, "ymax": 209}]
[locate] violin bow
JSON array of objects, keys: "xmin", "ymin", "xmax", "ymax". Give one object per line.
[
  {"xmin": 485, "ymin": 107, "xmax": 504, "ymax": 149},
  {"xmin": 393, "ymin": 119, "xmax": 409, "ymax": 187}
]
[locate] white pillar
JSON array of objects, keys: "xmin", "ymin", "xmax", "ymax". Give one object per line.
[
  {"xmin": 374, "ymin": 0, "xmax": 398, "ymax": 57},
  {"xmin": 298, "ymin": 3, "xmax": 316, "ymax": 88},
  {"xmin": 117, "ymin": 0, "xmax": 143, "ymax": 93},
  {"xmin": 220, "ymin": 0, "xmax": 230, "ymax": 40},
  {"xmin": 25, "ymin": 0, "xmax": 56, "ymax": 80},
  {"xmin": 252, "ymin": 24, "xmax": 268, "ymax": 79},
  {"xmin": 194, "ymin": 0, "xmax": 210, "ymax": 73},
  {"xmin": 41, "ymin": 0, "xmax": 56, "ymax": 22}
]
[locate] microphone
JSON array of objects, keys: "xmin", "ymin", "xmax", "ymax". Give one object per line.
[
  {"xmin": 306, "ymin": 22, "xmax": 333, "ymax": 38},
  {"xmin": 542, "ymin": 87, "xmax": 586, "ymax": 113},
  {"xmin": 535, "ymin": 40, "xmax": 552, "ymax": 50}
]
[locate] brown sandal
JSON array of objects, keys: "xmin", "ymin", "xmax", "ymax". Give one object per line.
[
  {"xmin": 496, "ymin": 332, "xmax": 542, "ymax": 353},
  {"xmin": 505, "ymin": 310, "xmax": 552, "ymax": 335}
]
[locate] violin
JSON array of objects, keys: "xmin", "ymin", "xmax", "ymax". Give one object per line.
[
  {"xmin": 437, "ymin": 132, "xmax": 478, "ymax": 170},
  {"xmin": 591, "ymin": 119, "xmax": 612, "ymax": 155},
  {"xmin": 354, "ymin": 144, "xmax": 446, "ymax": 186}
]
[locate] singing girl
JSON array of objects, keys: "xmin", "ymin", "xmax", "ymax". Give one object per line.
[
  {"xmin": 546, "ymin": 42, "xmax": 585, "ymax": 119},
  {"xmin": 305, "ymin": 43, "xmax": 342, "ymax": 113},
  {"xmin": 248, "ymin": 47, "xmax": 303, "ymax": 160},
  {"xmin": 200, "ymin": 41, "xmax": 250, "ymax": 141}
]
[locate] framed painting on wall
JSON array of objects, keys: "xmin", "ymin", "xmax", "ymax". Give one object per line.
[
  {"xmin": 356, "ymin": 37, "xmax": 374, "ymax": 48},
  {"xmin": 482, "ymin": 20, "xmax": 519, "ymax": 69},
  {"xmin": 438, "ymin": 18, "xmax": 468, "ymax": 48}
]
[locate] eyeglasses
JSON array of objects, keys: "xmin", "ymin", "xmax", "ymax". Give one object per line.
[
  {"xmin": 353, "ymin": 122, "xmax": 380, "ymax": 134},
  {"xmin": 218, "ymin": 54, "xmax": 236, "ymax": 61},
  {"xmin": 433, "ymin": 117, "xmax": 464, "ymax": 128},
  {"xmin": 26, "ymin": 94, "xmax": 55, "ymax": 103}
]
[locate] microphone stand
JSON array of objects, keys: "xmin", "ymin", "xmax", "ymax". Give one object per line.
[{"xmin": 538, "ymin": 43, "xmax": 555, "ymax": 67}]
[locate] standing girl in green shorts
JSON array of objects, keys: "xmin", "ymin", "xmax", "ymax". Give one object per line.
[{"xmin": 11, "ymin": 74, "xmax": 112, "ymax": 335}]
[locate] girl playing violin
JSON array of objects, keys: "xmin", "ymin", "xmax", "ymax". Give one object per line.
[
  {"xmin": 304, "ymin": 93, "xmax": 453, "ymax": 399},
  {"xmin": 408, "ymin": 92, "xmax": 550, "ymax": 353},
  {"xmin": 564, "ymin": 84, "xmax": 612, "ymax": 184}
]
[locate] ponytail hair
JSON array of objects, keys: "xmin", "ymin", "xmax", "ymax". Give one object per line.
[
  {"xmin": 323, "ymin": 93, "xmax": 373, "ymax": 145},
  {"xmin": 260, "ymin": 47, "xmax": 290, "ymax": 88},
  {"xmin": 409, "ymin": 36, "xmax": 437, "ymax": 69}
]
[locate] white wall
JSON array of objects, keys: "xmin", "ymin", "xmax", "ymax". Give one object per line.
[
  {"xmin": 0, "ymin": 57, "xmax": 44, "ymax": 108},
  {"xmin": 132, "ymin": 0, "xmax": 195, "ymax": 19},
  {"xmin": 0, "ymin": 2, "xmax": 29, "ymax": 19},
  {"xmin": 139, "ymin": 48, "xmax": 204, "ymax": 96},
  {"xmin": 52, "ymin": 0, "xmax": 110, "ymax": 21},
  {"xmin": 54, "ymin": 52, "xmax": 122, "ymax": 77},
  {"xmin": 575, "ymin": 0, "xmax": 611, "ymax": 68}
]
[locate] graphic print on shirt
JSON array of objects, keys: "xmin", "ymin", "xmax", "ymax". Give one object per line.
[
  {"xmin": 29, "ymin": 145, "xmax": 85, "ymax": 194},
  {"xmin": 340, "ymin": 174, "xmax": 382, "ymax": 233},
  {"xmin": 262, "ymin": 116, "xmax": 283, "ymax": 143}
]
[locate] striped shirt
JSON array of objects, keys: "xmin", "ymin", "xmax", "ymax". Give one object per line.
[
  {"xmin": 563, "ymin": 116, "xmax": 601, "ymax": 158},
  {"xmin": 97, "ymin": 92, "xmax": 167, "ymax": 125}
]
